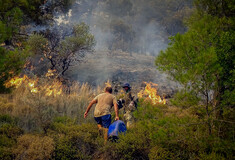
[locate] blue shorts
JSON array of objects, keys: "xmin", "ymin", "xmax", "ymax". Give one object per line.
[{"xmin": 94, "ymin": 114, "xmax": 111, "ymax": 128}]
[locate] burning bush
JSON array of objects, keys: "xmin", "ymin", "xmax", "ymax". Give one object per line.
[{"xmin": 138, "ymin": 82, "xmax": 166, "ymax": 104}]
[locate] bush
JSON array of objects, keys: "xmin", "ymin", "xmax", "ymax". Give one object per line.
[
  {"xmin": 0, "ymin": 134, "xmax": 15, "ymax": 159},
  {"xmin": 101, "ymin": 100, "xmax": 234, "ymax": 159},
  {"xmin": 199, "ymin": 152, "xmax": 226, "ymax": 160},
  {"xmin": 0, "ymin": 147, "xmax": 13, "ymax": 160},
  {"xmin": 149, "ymin": 146, "xmax": 174, "ymax": 160},
  {"xmin": 46, "ymin": 117, "xmax": 99, "ymax": 159},
  {"xmin": 14, "ymin": 134, "xmax": 54, "ymax": 160},
  {"xmin": 0, "ymin": 117, "xmax": 22, "ymax": 160},
  {"xmin": 170, "ymin": 90, "xmax": 200, "ymax": 108},
  {"xmin": 0, "ymin": 114, "xmax": 14, "ymax": 125},
  {"xmin": 51, "ymin": 123, "xmax": 98, "ymax": 160},
  {"xmin": 0, "ymin": 124, "xmax": 23, "ymax": 138},
  {"xmin": 104, "ymin": 127, "xmax": 150, "ymax": 160}
]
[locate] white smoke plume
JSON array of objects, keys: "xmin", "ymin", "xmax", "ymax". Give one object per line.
[{"xmin": 30, "ymin": 0, "xmax": 191, "ymax": 90}]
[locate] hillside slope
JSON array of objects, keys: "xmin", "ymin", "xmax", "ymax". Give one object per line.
[{"xmin": 67, "ymin": 51, "xmax": 179, "ymax": 96}]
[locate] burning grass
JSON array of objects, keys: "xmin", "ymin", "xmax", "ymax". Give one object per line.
[
  {"xmin": 1, "ymin": 76, "xmax": 168, "ymax": 132},
  {"xmin": 1, "ymin": 76, "xmax": 100, "ymax": 132}
]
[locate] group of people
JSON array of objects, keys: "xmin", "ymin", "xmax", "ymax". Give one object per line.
[{"xmin": 84, "ymin": 83, "xmax": 136, "ymax": 144}]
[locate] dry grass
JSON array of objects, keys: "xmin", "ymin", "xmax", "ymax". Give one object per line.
[{"xmin": 0, "ymin": 79, "xmax": 107, "ymax": 131}]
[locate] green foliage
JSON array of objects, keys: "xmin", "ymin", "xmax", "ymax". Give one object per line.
[
  {"xmin": 156, "ymin": 14, "xmax": 222, "ymax": 100},
  {"xmin": 194, "ymin": 0, "xmax": 235, "ymax": 17},
  {"xmin": 0, "ymin": 47, "xmax": 31, "ymax": 93},
  {"xmin": 0, "ymin": 124, "xmax": 24, "ymax": 138},
  {"xmin": 170, "ymin": 90, "xmax": 201, "ymax": 108},
  {"xmin": 155, "ymin": 0, "xmax": 234, "ymax": 137},
  {"xmin": 0, "ymin": 0, "xmax": 46, "ymax": 24},
  {"xmin": 53, "ymin": 116, "xmax": 74, "ymax": 124},
  {"xmin": 0, "ymin": 134, "xmax": 15, "ymax": 147},
  {"xmin": 0, "ymin": 21, "xmax": 7, "ymax": 43},
  {"xmin": 109, "ymin": 20, "xmax": 135, "ymax": 52},
  {"xmin": 105, "ymin": 0, "xmax": 133, "ymax": 17},
  {"xmin": 0, "ymin": 114, "xmax": 23, "ymax": 160},
  {"xmin": 0, "ymin": 7, "xmax": 23, "ymax": 43},
  {"xmin": 0, "ymin": 114, "xmax": 14, "ymax": 125},
  {"xmin": 0, "ymin": 147, "xmax": 13, "ymax": 160},
  {"xmin": 198, "ymin": 152, "xmax": 226, "ymax": 160},
  {"xmin": 27, "ymin": 34, "xmax": 49, "ymax": 55},
  {"xmin": 49, "ymin": 121, "xmax": 98, "ymax": 160},
  {"xmin": 149, "ymin": 146, "xmax": 174, "ymax": 160},
  {"xmin": 28, "ymin": 23, "xmax": 95, "ymax": 76},
  {"xmin": 216, "ymin": 29, "xmax": 235, "ymax": 106},
  {"xmin": 102, "ymin": 101, "xmax": 234, "ymax": 159},
  {"xmin": 60, "ymin": 22, "xmax": 95, "ymax": 55}
]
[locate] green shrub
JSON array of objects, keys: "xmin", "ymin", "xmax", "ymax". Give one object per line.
[
  {"xmin": 0, "ymin": 135, "xmax": 15, "ymax": 147},
  {"xmin": 0, "ymin": 124, "xmax": 23, "ymax": 138},
  {"xmin": 49, "ymin": 121, "xmax": 98, "ymax": 160},
  {"xmin": 170, "ymin": 90, "xmax": 200, "ymax": 108},
  {"xmin": 0, "ymin": 114, "xmax": 14, "ymax": 125},
  {"xmin": 199, "ymin": 152, "xmax": 226, "ymax": 160},
  {"xmin": 14, "ymin": 134, "xmax": 54, "ymax": 160},
  {"xmin": 149, "ymin": 146, "xmax": 174, "ymax": 160},
  {"xmin": 101, "ymin": 100, "xmax": 234, "ymax": 159},
  {"xmin": 0, "ymin": 147, "xmax": 13, "ymax": 160},
  {"xmin": 53, "ymin": 116, "xmax": 74, "ymax": 124},
  {"xmin": 106, "ymin": 128, "xmax": 150, "ymax": 160}
]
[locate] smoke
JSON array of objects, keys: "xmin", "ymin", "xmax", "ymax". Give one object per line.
[
  {"xmin": 49, "ymin": 0, "xmax": 170, "ymax": 54},
  {"xmin": 30, "ymin": 0, "xmax": 190, "ymax": 88},
  {"xmin": 135, "ymin": 21, "xmax": 168, "ymax": 55}
]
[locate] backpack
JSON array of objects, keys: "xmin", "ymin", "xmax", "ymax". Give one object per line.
[{"xmin": 117, "ymin": 99, "xmax": 124, "ymax": 109}]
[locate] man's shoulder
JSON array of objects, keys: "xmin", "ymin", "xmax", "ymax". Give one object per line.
[
  {"xmin": 97, "ymin": 92, "xmax": 115, "ymax": 98},
  {"xmin": 96, "ymin": 93, "xmax": 106, "ymax": 97},
  {"xmin": 107, "ymin": 93, "xmax": 116, "ymax": 98}
]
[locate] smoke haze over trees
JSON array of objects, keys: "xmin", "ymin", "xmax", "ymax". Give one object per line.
[
  {"xmin": 0, "ymin": 0, "xmax": 194, "ymax": 88},
  {"xmin": 39, "ymin": 0, "xmax": 193, "ymax": 55}
]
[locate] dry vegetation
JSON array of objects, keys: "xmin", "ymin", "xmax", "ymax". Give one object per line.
[
  {"xmin": 0, "ymin": 81, "xmax": 102, "ymax": 132},
  {"xmin": 0, "ymin": 79, "xmax": 234, "ymax": 160}
]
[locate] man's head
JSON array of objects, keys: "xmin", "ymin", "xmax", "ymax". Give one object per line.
[
  {"xmin": 105, "ymin": 87, "xmax": 112, "ymax": 93},
  {"xmin": 123, "ymin": 83, "xmax": 131, "ymax": 92}
]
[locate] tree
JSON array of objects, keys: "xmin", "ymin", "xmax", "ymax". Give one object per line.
[
  {"xmin": 194, "ymin": 0, "xmax": 235, "ymax": 17},
  {"xmin": 0, "ymin": 47, "xmax": 30, "ymax": 93},
  {"xmin": 109, "ymin": 20, "xmax": 135, "ymax": 52},
  {"xmin": 0, "ymin": 0, "xmax": 48, "ymax": 44},
  {"xmin": 0, "ymin": 0, "xmax": 78, "ymax": 92},
  {"xmin": 28, "ymin": 23, "xmax": 95, "ymax": 77},
  {"xmin": 104, "ymin": 0, "xmax": 133, "ymax": 17},
  {"xmin": 194, "ymin": 0, "xmax": 235, "ymax": 108},
  {"xmin": 155, "ymin": 9, "xmax": 234, "ymax": 135}
]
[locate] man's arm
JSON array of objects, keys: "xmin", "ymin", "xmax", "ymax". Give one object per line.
[
  {"xmin": 84, "ymin": 99, "xmax": 97, "ymax": 118},
  {"xmin": 114, "ymin": 103, "xmax": 119, "ymax": 120}
]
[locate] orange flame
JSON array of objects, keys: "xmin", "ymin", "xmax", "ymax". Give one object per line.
[
  {"xmin": 45, "ymin": 81, "xmax": 62, "ymax": 97},
  {"xmin": 46, "ymin": 69, "xmax": 56, "ymax": 77},
  {"xmin": 138, "ymin": 82, "xmax": 166, "ymax": 104},
  {"xmin": 4, "ymin": 75, "xmax": 28, "ymax": 88},
  {"xmin": 105, "ymin": 80, "xmax": 112, "ymax": 87},
  {"xmin": 4, "ymin": 74, "xmax": 62, "ymax": 96}
]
